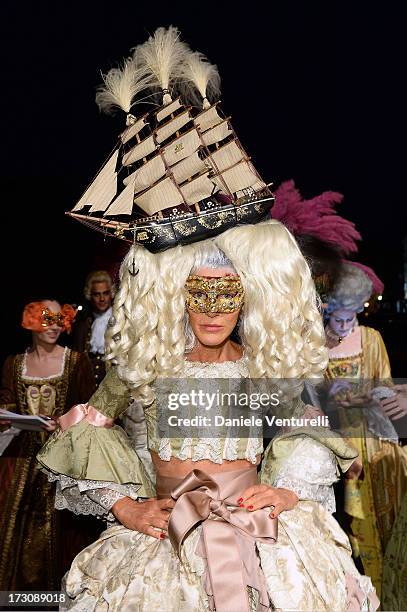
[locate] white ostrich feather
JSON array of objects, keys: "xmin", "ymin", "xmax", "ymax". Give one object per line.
[
  {"xmin": 96, "ymin": 57, "xmax": 153, "ymax": 115},
  {"xmin": 179, "ymin": 51, "xmax": 221, "ymax": 108},
  {"xmin": 134, "ymin": 26, "xmax": 189, "ymax": 104}
]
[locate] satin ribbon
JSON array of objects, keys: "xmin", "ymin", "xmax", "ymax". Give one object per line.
[
  {"xmin": 58, "ymin": 404, "xmax": 114, "ymax": 432},
  {"xmin": 157, "ymin": 468, "xmax": 277, "ymax": 612}
]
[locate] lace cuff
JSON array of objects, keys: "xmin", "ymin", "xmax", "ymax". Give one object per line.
[
  {"xmin": 261, "ymin": 434, "xmax": 345, "ymax": 514},
  {"xmin": 86, "ymin": 488, "xmax": 125, "ymax": 511},
  {"xmin": 273, "ymin": 476, "xmax": 336, "ymax": 513},
  {"xmin": 49, "ymin": 472, "xmax": 139, "ymax": 522}
]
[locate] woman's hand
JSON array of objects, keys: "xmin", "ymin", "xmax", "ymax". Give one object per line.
[
  {"xmin": 379, "ymin": 396, "xmax": 407, "ymax": 420},
  {"xmin": 112, "ymin": 496, "xmax": 175, "ymax": 539},
  {"xmin": 238, "ymin": 484, "xmax": 298, "ymax": 517}
]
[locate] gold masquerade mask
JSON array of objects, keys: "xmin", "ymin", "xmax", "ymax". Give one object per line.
[
  {"xmin": 185, "ymin": 275, "xmax": 245, "ymax": 314},
  {"xmin": 41, "ymin": 308, "xmax": 65, "ymax": 328}
]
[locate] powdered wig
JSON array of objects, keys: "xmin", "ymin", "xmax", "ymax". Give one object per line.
[
  {"xmin": 326, "ymin": 263, "xmax": 373, "ymax": 315},
  {"xmin": 105, "ymin": 219, "xmax": 328, "ymax": 405},
  {"xmin": 84, "ymin": 270, "xmax": 116, "ymax": 301}
]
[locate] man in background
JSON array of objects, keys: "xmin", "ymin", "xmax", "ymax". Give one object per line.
[{"xmin": 70, "ymin": 271, "xmax": 115, "ymax": 386}]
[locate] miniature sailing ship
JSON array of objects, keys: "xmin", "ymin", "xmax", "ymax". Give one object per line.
[{"xmin": 69, "ymin": 27, "xmax": 274, "ymax": 252}]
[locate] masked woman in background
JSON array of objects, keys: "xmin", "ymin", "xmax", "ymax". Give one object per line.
[{"xmin": 0, "ymin": 299, "xmax": 98, "ymax": 590}]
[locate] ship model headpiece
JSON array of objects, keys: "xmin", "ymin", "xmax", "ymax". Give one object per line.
[{"xmin": 69, "ymin": 26, "xmax": 274, "ymax": 253}]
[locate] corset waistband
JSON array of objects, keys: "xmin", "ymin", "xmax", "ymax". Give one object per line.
[{"xmin": 157, "ymin": 467, "xmax": 276, "ymax": 612}]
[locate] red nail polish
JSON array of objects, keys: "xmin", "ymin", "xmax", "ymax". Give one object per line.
[
  {"xmin": 159, "ymin": 533, "xmax": 166, "ymax": 539},
  {"xmin": 238, "ymin": 497, "xmax": 243, "ymax": 503},
  {"xmin": 248, "ymin": 505, "xmax": 253, "ymax": 510},
  {"xmin": 239, "ymin": 504, "xmax": 245, "ymax": 508},
  {"xmin": 270, "ymin": 513, "xmax": 275, "ymax": 518}
]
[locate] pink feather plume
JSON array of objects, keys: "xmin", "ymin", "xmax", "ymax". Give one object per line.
[{"xmin": 272, "ymin": 180, "xmax": 361, "ymax": 255}]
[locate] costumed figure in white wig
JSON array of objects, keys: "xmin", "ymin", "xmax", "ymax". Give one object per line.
[
  {"xmin": 37, "ymin": 28, "xmax": 378, "ymax": 611},
  {"xmin": 324, "ymin": 261, "xmax": 407, "ymax": 610},
  {"xmin": 70, "ymin": 271, "xmax": 116, "ymax": 387}
]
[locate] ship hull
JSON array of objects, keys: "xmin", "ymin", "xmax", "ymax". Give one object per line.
[
  {"xmin": 69, "ymin": 196, "xmax": 275, "ymax": 253},
  {"xmin": 132, "ymin": 196, "xmax": 275, "ymax": 252}
]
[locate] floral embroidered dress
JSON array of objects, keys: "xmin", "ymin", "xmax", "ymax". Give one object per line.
[
  {"xmin": 0, "ymin": 348, "xmax": 98, "ymax": 590},
  {"xmin": 38, "ymin": 358, "xmax": 378, "ymax": 611},
  {"xmin": 326, "ymin": 325, "xmax": 407, "ymax": 609}
]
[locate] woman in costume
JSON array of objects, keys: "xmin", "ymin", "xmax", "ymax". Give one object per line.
[
  {"xmin": 37, "ymin": 227, "xmax": 379, "ymax": 611},
  {"xmin": 37, "ymin": 27, "xmax": 379, "ymax": 610},
  {"xmin": 0, "ymin": 299, "xmax": 98, "ymax": 590},
  {"xmin": 324, "ymin": 262, "xmax": 407, "ymax": 608}
]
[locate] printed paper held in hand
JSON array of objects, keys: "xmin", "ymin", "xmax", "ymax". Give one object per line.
[{"xmin": 0, "ymin": 409, "xmax": 50, "ymax": 431}]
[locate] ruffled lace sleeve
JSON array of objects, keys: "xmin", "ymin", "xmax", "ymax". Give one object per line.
[
  {"xmin": 49, "ymin": 473, "xmax": 139, "ymax": 522},
  {"xmin": 261, "ymin": 431, "xmax": 358, "ymax": 513},
  {"xmin": 270, "ymin": 438, "xmax": 338, "ymax": 513}
]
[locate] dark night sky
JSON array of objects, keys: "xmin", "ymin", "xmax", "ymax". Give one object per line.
[{"xmin": 0, "ymin": 1, "xmax": 406, "ymax": 364}]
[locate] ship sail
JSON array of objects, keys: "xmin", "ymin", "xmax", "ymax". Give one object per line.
[
  {"xmin": 155, "ymin": 109, "xmax": 192, "ymax": 143},
  {"xmin": 161, "ymin": 128, "xmax": 201, "ymax": 165},
  {"xmin": 236, "ymin": 180, "xmax": 266, "ymax": 198},
  {"xmin": 72, "ymin": 150, "xmax": 119, "ymax": 212},
  {"xmin": 171, "ymin": 152, "xmax": 207, "ymax": 183},
  {"xmin": 120, "ymin": 116, "xmax": 149, "ymax": 144},
  {"xmin": 134, "ymin": 176, "xmax": 184, "ymax": 215},
  {"xmin": 122, "ymin": 135, "xmax": 156, "ymax": 166},
  {"xmin": 201, "ymin": 119, "xmax": 233, "ymax": 146},
  {"xmin": 207, "ymin": 140, "xmax": 245, "ymax": 172},
  {"xmin": 193, "ymin": 105, "xmax": 223, "ymax": 131},
  {"xmin": 180, "ymin": 173, "xmax": 217, "ymax": 204},
  {"xmin": 156, "ymin": 98, "xmax": 182, "ymax": 122},
  {"xmin": 213, "ymin": 159, "xmax": 265, "ymax": 193},
  {"xmin": 123, "ymin": 154, "xmax": 166, "ymax": 191},
  {"xmin": 104, "ymin": 178, "xmax": 136, "ymax": 216}
]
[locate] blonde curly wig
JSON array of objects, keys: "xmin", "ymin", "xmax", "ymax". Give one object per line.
[{"xmin": 105, "ymin": 219, "xmax": 328, "ymax": 405}]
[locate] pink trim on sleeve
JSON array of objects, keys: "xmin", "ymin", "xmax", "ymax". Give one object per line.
[{"xmin": 58, "ymin": 404, "xmax": 114, "ymax": 432}]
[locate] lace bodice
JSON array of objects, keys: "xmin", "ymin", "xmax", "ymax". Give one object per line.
[
  {"xmin": 145, "ymin": 357, "xmax": 263, "ymax": 465},
  {"xmin": 182, "ymin": 357, "xmax": 250, "ymax": 377}
]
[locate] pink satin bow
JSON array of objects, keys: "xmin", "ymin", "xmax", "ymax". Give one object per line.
[
  {"xmin": 58, "ymin": 404, "xmax": 114, "ymax": 432},
  {"xmin": 158, "ymin": 468, "xmax": 277, "ymax": 612}
]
